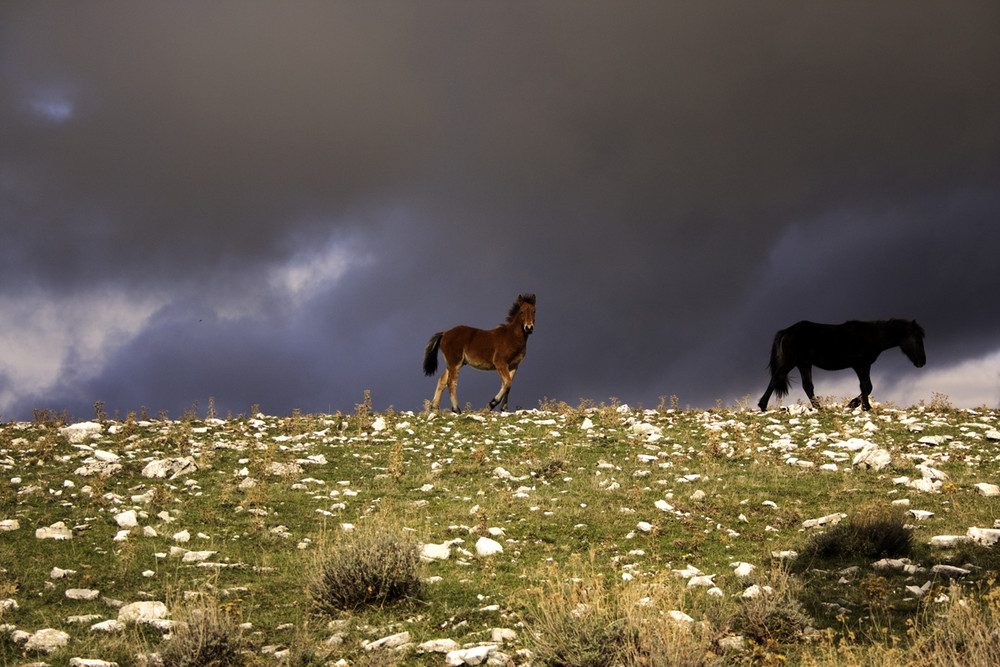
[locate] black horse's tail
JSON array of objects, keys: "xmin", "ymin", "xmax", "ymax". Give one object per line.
[
  {"xmin": 423, "ymin": 332, "xmax": 443, "ymax": 376},
  {"xmin": 768, "ymin": 330, "xmax": 791, "ymax": 397}
]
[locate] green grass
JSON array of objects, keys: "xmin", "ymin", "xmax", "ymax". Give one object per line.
[{"xmin": 1, "ymin": 401, "xmax": 1000, "ymax": 664}]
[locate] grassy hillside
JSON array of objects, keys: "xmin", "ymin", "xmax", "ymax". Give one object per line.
[{"xmin": 2, "ymin": 397, "xmax": 1000, "ymax": 665}]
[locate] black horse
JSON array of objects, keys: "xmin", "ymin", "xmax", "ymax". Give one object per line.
[{"xmin": 758, "ymin": 319, "xmax": 926, "ymax": 411}]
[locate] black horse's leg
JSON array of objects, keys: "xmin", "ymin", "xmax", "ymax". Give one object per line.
[
  {"xmin": 849, "ymin": 366, "xmax": 874, "ymax": 410},
  {"xmin": 758, "ymin": 382, "xmax": 775, "ymax": 411},
  {"xmin": 799, "ymin": 365, "xmax": 821, "ymax": 409}
]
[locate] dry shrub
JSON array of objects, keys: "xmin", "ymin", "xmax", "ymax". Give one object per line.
[
  {"xmin": 308, "ymin": 522, "xmax": 423, "ymax": 615},
  {"xmin": 518, "ymin": 557, "xmax": 723, "ymax": 666},
  {"xmin": 732, "ymin": 564, "xmax": 813, "ymax": 647},
  {"xmin": 803, "ymin": 504, "xmax": 912, "ymax": 561},
  {"xmin": 907, "ymin": 583, "xmax": 1000, "ymax": 667},
  {"xmin": 158, "ymin": 597, "xmax": 249, "ymax": 667}
]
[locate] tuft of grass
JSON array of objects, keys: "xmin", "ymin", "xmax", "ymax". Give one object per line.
[
  {"xmin": 157, "ymin": 597, "xmax": 249, "ymax": 667},
  {"xmin": 801, "ymin": 504, "xmax": 913, "ymax": 562},
  {"xmin": 307, "ymin": 522, "xmax": 423, "ymax": 615},
  {"xmin": 732, "ymin": 564, "xmax": 814, "ymax": 648},
  {"xmin": 517, "ymin": 556, "xmax": 723, "ymax": 666}
]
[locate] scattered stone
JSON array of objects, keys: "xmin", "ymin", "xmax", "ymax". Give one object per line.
[
  {"xmin": 974, "ymin": 482, "xmax": 1000, "ymax": 497},
  {"xmin": 446, "ymin": 644, "xmax": 495, "ymax": 666},
  {"xmin": 60, "ymin": 421, "xmax": 103, "ymax": 443},
  {"xmin": 69, "ymin": 659, "xmax": 119, "ymax": 667},
  {"xmin": 114, "ymin": 510, "xmax": 138, "ymax": 529},
  {"xmin": 364, "ymin": 631, "xmax": 410, "ymax": 652},
  {"xmin": 66, "ymin": 589, "xmax": 101, "ymax": 600},
  {"xmin": 141, "ymin": 457, "xmax": 198, "ymax": 480},
  {"xmin": 24, "ymin": 628, "xmax": 71, "ymax": 653},
  {"xmin": 967, "ymin": 527, "xmax": 1000, "ymax": 546},
  {"xmin": 418, "ymin": 638, "xmax": 462, "ymax": 653},
  {"xmin": 36, "ymin": 522, "xmax": 73, "ymax": 540},
  {"xmin": 0, "ymin": 519, "xmax": 19, "ymax": 531},
  {"xmin": 421, "ymin": 542, "xmax": 451, "ymax": 561},
  {"xmin": 118, "ymin": 601, "xmax": 168, "ymax": 623},
  {"xmin": 476, "ymin": 536, "xmax": 503, "ymax": 557},
  {"xmin": 853, "ymin": 444, "xmax": 891, "ymax": 471}
]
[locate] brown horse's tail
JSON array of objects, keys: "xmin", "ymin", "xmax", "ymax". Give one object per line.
[
  {"xmin": 423, "ymin": 332, "xmax": 443, "ymax": 376},
  {"xmin": 769, "ymin": 330, "xmax": 791, "ymax": 397}
]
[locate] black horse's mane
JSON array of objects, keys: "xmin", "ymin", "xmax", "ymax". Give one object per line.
[{"xmin": 505, "ymin": 294, "xmax": 536, "ymax": 324}]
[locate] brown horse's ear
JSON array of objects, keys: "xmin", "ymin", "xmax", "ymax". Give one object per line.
[{"xmin": 522, "ymin": 294, "xmax": 536, "ymax": 305}]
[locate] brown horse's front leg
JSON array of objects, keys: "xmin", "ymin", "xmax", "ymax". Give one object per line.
[{"xmin": 488, "ymin": 366, "xmax": 514, "ymax": 412}]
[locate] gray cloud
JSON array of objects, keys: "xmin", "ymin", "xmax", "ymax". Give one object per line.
[{"xmin": 2, "ymin": 2, "xmax": 998, "ymax": 419}]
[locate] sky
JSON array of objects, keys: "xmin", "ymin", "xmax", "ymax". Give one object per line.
[{"xmin": 2, "ymin": 2, "xmax": 999, "ymax": 421}]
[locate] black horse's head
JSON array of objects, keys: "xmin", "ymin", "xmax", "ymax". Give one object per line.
[{"xmin": 896, "ymin": 319, "xmax": 926, "ymax": 368}]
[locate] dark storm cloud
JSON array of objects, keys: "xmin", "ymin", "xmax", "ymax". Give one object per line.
[{"xmin": 1, "ymin": 2, "xmax": 999, "ymax": 419}]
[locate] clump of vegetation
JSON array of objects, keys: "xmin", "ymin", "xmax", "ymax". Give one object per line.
[
  {"xmin": 518, "ymin": 558, "xmax": 722, "ymax": 666},
  {"xmin": 308, "ymin": 522, "xmax": 423, "ymax": 615},
  {"xmin": 732, "ymin": 565, "xmax": 814, "ymax": 647},
  {"xmin": 157, "ymin": 598, "xmax": 249, "ymax": 667},
  {"xmin": 802, "ymin": 504, "xmax": 913, "ymax": 561}
]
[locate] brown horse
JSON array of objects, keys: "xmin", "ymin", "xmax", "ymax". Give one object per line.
[{"xmin": 423, "ymin": 294, "xmax": 536, "ymax": 413}]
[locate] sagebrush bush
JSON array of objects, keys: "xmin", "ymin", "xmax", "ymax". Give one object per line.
[
  {"xmin": 732, "ymin": 565, "xmax": 813, "ymax": 647},
  {"xmin": 308, "ymin": 524, "xmax": 423, "ymax": 615},
  {"xmin": 803, "ymin": 504, "xmax": 912, "ymax": 561},
  {"xmin": 158, "ymin": 599, "xmax": 248, "ymax": 667}
]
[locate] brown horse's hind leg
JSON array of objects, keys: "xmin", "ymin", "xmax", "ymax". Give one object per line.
[{"xmin": 446, "ymin": 364, "xmax": 462, "ymax": 413}]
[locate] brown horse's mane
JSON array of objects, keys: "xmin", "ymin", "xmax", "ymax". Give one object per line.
[{"xmin": 505, "ymin": 294, "xmax": 536, "ymax": 324}]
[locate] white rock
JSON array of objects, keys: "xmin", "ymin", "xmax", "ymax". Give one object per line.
[
  {"xmin": 118, "ymin": 601, "xmax": 168, "ymax": 623},
  {"xmin": 66, "ymin": 588, "xmax": 100, "ymax": 600},
  {"xmin": 908, "ymin": 510, "xmax": 934, "ymax": 521},
  {"xmin": 654, "ymin": 499, "xmax": 674, "ymax": 512},
  {"xmin": 142, "ymin": 457, "xmax": 198, "ymax": 479},
  {"xmin": 687, "ymin": 574, "xmax": 716, "ymax": 587},
  {"xmin": 421, "ymin": 542, "xmax": 451, "ymax": 561},
  {"xmin": 92, "ymin": 450, "xmax": 119, "ymax": 462},
  {"xmin": 930, "ymin": 535, "xmax": 968, "ymax": 547},
  {"xmin": 732, "ymin": 562, "xmax": 755, "ymax": 578},
  {"xmin": 446, "ymin": 644, "xmax": 496, "ymax": 666},
  {"xmin": 60, "ymin": 421, "xmax": 103, "ymax": 443},
  {"xmin": 36, "ymin": 521, "xmax": 73, "ymax": 540},
  {"xmin": 967, "ymin": 527, "xmax": 1000, "ymax": 546},
  {"xmin": 114, "ymin": 510, "xmax": 138, "ymax": 528},
  {"xmin": 667, "ymin": 610, "xmax": 694, "ymax": 625},
  {"xmin": 364, "ymin": 630, "xmax": 410, "ymax": 651},
  {"xmin": 371, "ymin": 416, "xmax": 387, "ymax": 431},
  {"xmin": 581, "ymin": 417, "xmax": 594, "ymax": 430},
  {"xmin": 974, "ymin": 483, "xmax": 1000, "ymax": 497},
  {"xmin": 182, "ymin": 550, "xmax": 218, "ymax": 562},
  {"xmin": 51, "ymin": 567, "xmax": 77, "ymax": 579},
  {"xmin": 173, "ymin": 530, "xmax": 191, "ymax": 543},
  {"xmin": 476, "ymin": 536, "xmax": 504, "ymax": 557},
  {"xmin": 690, "ymin": 489, "xmax": 706, "ymax": 501},
  {"xmin": 492, "ymin": 628, "xmax": 517, "ymax": 643},
  {"xmin": 718, "ymin": 635, "xmax": 746, "ymax": 652},
  {"xmin": 852, "ymin": 444, "xmax": 891, "ymax": 471},
  {"xmin": 143, "ymin": 526, "xmax": 158, "ymax": 537},
  {"xmin": 802, "ymin": 513, "xmax": 847, "ymax": 529},
  {"xmin": 69, "ymin": 659, "xmax": 119, "ymax": 667},
  {"xmin": 418, "ymin": 638, "xmax": 462, "ymax": 653},
  {"xmin": 24, "ymin": 628, "xmax": 70, "ymax": 653},
  {"xmin": 636, "ymin": 521, "xmax": 653, "ymax": 532},
  {"xmin": 931, "ymin": 564, "xmax": 971, "ymax": 577},
  {"xmin": 0, "ymin": 519, "xmax": 19, "ymax": 531}
]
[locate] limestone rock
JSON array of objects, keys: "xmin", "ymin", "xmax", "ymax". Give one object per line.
[{"xmin": 24, "ymin": 628, "xmax": 70, "ymax": 653}]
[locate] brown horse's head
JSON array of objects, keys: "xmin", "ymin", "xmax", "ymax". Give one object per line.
[{"xmin": 508, "ymin": 293, "xmax": 535, "ymax": 336}]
